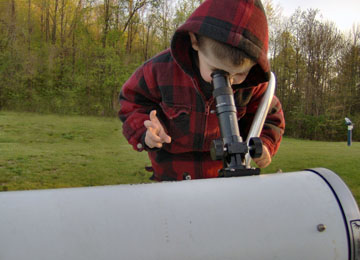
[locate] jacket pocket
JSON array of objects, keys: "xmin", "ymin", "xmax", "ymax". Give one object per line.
[{"xmin": 159, "ymin": 102, "xmax": 191, "ymax": 141}]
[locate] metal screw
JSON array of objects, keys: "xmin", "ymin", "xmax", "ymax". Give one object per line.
[
  {"xmin": 317, "ymin": 224, "xmax": 326, "ymax": 232},
  {"xmin": 183, "ymin": 173, "xmax": 191, "ymax": 180}
]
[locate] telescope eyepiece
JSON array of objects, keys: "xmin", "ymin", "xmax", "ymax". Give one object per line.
[{"xmin": 211, "ymin": 70, "xmax": 229, "ymax": 79}]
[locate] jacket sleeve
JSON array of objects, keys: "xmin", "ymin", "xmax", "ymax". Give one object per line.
[
  {"xmin": 239, "ymin": 82, "xmax": 285, "ymax": 157},
  {"xmin": 118, "ymin": 63, "xmax": 161, "ymax": 152}
]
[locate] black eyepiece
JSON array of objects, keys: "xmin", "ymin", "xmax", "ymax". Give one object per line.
[{"xmin": 211, "ymin": 70, "xmax": 229, "ymax": 79}]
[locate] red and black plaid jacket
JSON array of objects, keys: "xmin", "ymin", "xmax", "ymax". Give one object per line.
[{"xmin": 119, "ymin": 0, "xmax": 285, "ymax": 181}]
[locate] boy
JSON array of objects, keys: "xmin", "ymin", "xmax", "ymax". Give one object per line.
[{"xmin": 119, "ymin": 0, "xmax": 285, "ymax": 181}]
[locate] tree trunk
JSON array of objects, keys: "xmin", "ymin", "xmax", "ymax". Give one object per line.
[
  {"xmin": 72, "ymin": 29, "xmax": 76, "ymax": 75},
  {"xmin": 60, "ymin": 0, "xmax": 65, "ymax": 48},
  {"xmin": 28, "ymin": 0, "xmax": 32, "ymax": 51},
  {"xmin": 45, "ymin": 0, "xmax": 50, "ymax": 42},
  {"xmin": 52, "ymin": 0, "xmax": 59, "ymax": 44},
  {"xmin": 102, "ymin": 0, "xmax": 110, "ymax": 48},
  {"xmin": 9, "ymin": 0, "xmax": 16, "ymax": 44}
]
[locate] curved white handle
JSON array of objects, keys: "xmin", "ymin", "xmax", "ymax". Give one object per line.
[{"xmin": 245, "ymin": 72, "xmax": 276, "ymax": 168}]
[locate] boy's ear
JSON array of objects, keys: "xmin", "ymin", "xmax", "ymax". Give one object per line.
[{"xmin": 189, "ymin": 32, "xmax": 200, "ymax": 51}]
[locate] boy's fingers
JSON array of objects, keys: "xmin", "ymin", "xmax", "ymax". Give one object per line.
[
  {"xmin": 144, "ymin": 120, "xmax": 158, "ymax": 132},
  {"xmin": 253, "ymin": 145, "xmax": 271, "ymax": 168},
  {"xmin": 146, "ymin": 128, "xmax": 162, "ymax": 142},
  {"xmin": 147, "ymin": 110, "xmax": 171, "ymax": 144},
  {"xmin": 254, "ymin": 158, "xmax": 270, "ymax": 168},
  {"xmin": 147, "ymin": 128, "xmax": 170, "ymax": 147},
  {"xmin": 148, "ymin": 128, "xmax": 163, "ymax": 143},
  {"xmin": 149, "ymin": 110, "xmax": 160, "ymax": 124},
  {"xmin": 144, "ymin": 119, "xmax": 164, "ymax": 148},
  {"xmin": 159, "ymin": 130, "xmax": 171, "ymax": 143},
  {"xmin": 145, "ymin": 130, "xmax": 163, "ymax": 148},
  {"xmin": 146, "ymin": 139, "xmax": 162, "ymax": 148},
  {"xmin": 146, "ymin": 139, "xmax": 163, "ymax": 148},
  {"xmin": 146, "ymin": 111, "xmax": 162, "ymax": 132}
]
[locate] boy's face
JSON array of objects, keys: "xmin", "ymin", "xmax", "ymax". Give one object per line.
[{"xmin": 189, "ymin": 32, "xmax": 255, "ymax": 85}]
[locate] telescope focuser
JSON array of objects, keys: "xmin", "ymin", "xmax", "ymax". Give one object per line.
[{"xmin": 210, "ymin": 70, "xmax": 263, "ymax": 177}]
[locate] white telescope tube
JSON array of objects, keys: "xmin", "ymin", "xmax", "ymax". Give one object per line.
[
  {"xmin": 245, "ymin": 72, "xmax": 276, "ymax": 167},
  {"xmin": 0, "ymin": 168, "xmax": 359, "ymax": 260}
]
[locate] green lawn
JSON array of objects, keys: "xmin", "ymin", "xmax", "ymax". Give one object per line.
[
  {"xmin": 1, "ymin": 111, "xmax": 359, "ymax": 205},
  {"xmin": 0, "ymin": 111, "xmax": 153, "ymax": 191}
]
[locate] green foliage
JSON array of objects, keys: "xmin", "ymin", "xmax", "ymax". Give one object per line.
[
  {"xmin": 0, "ymin": 0, "xmax": 158, "ymax": 115},
  {"xmin": 173, "ymin": 0, "xmax": 200, "ymax": 27},
  {"xmin": 1, "ymin": 39, "xmax": 142, "ymax": 115},
  {"xmin": 285, "ymin": 109, "xmax": 347, "ymax": 141}
]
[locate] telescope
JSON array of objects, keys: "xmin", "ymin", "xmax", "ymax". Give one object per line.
[
  {"xmin": 0, "ymin": 168, "xmax": 359, "ymax": 259},
  {"xmin": 1, "ymin": 73, "xmax": 359, "ymax": 259}
]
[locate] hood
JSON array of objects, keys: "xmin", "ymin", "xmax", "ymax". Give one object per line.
[{"xmin": 171, "ymin": 0, "xmax": 270, "ymax": 88}]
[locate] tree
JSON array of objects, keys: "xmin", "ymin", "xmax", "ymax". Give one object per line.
[{"xmin": 51, "ymin": 0, "xmax": 59, "ymax": 44}]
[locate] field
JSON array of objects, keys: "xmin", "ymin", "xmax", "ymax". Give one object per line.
[{"xmin": 1, "ymin": 111, "xmax": 359, "ymax": 205}]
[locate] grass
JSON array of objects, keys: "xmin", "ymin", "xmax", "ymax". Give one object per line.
[
  {"xmin": 0, "ymin": 111, "xmax": 152, "ymax": 191},
  {"xmin": 1, "ymin": 111, "xmax": 359, "ymax": 205}
]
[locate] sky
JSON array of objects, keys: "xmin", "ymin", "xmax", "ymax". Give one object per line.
[{"xmin": 273, "ymin": 0, "xmax": 360, "ymax": 33}]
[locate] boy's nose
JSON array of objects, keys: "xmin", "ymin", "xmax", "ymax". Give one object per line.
[
  {"xmin": 229, "ymin": 77, "xmax": 234, "ymax": 85},
  {"xmin": 229, "ymin": 76, "xmax": 239, "ymax": 85},
  {"xmin": 230, "ymin": 74, "xmax": 246, "ymax": 85}
]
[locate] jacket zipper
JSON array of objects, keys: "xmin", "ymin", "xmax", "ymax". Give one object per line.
[{"xmin": 191, "ymin": 78, "xmax": 211, "ymax": 177}]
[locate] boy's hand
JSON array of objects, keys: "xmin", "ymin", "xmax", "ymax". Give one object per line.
[
  {"xmin": 144, "ymin": 110, "xmax": 171, "ymax": 148},
  {"xmin": 253, "ymin": 145, "xmax": 271, "ymax": 168}
]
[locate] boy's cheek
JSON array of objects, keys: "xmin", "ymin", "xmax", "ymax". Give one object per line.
[
  {"xmin": 199, "ymin": 66, "xmax": 213, "ymax": 83},
  {"xmin": 201, "ymin": 71, "xmax": 212, "ymax": 83}
]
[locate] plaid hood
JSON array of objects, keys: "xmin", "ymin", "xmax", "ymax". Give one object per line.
[{"xmin": 171, "ymin": 0, "xmax": 270, "ymax": 87}]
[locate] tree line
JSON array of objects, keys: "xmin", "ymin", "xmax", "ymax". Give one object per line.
[
  {"xmin": 0, "ymin": 0, "xmax": 359, "ymax": 141},
  {"xmin": 267, "ymin": 3, "xmax": 360, "ymax": 141}
]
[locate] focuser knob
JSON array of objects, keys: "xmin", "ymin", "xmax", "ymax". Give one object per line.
[{"xmin": 248, "ymin": 137, "xmax": 263, "ymax": 159}]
